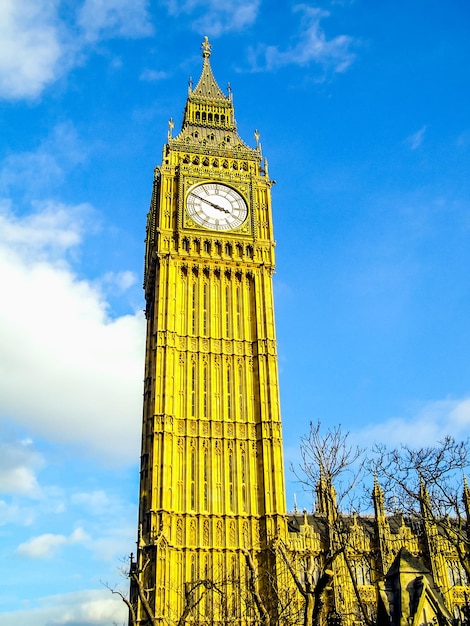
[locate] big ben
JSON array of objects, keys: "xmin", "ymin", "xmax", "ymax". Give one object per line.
[{"xmin": 132, "ymin": 37, "xmax": 287, "ymax": 624}]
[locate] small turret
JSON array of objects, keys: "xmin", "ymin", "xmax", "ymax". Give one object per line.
[
  {"xmin": 463, "ymin": 477, "xmax": 470, "ymax": 520},
  {"xmin": 372, "ymin": 473, "xmax": 385, "ymax": 519}
]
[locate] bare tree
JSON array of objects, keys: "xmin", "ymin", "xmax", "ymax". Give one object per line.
[
  {"xmin": 371, "ymin": 436, "xmax": 470, "ymax": 579},
  {"xmin": 286, "ymin": 421, "xmax": 374, "ymax": 626}
]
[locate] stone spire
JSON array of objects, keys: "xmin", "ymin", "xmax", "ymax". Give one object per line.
[
  {"xmin": 372, "ymin": 474, "xmax": 385, "ymax": 519},
  {"xmin": 190, "ymin": 36, "xmax": 228, "ymax": 101},
  {"xmin": 171, "ymin": 37, "xmax": 256, "ymax": 156},
  {"xmin": 463, "ymin": 477, "xmax": 470, "ymax": 520}
]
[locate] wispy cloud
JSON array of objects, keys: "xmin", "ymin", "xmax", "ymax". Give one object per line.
[
  {"xmin": 358, "ymin": 397, "xmax": 470, "ymax": 448},
  {"xmin": 0, "ymin": 123, "xmax": 88, "ymax": 198},
  {"xmin": 164, "ymin": 0, "xmax": 260, "ymax": 36},
  {"xmin": 16, "ymin": 527, "xmax": 89, "ymax": 558},
  {"xmin": 140, "ymin": 68, "xmax": 168, "ymax": 82},
  {"xmin": 0, "ymin": 439, "xmax": 44, "ymax": 497},
  {"xmin": 405, "ymin": 125, "xmax": 427, "ymax": 150},
  {"xmin": 0, "ymin": 589, "xmax": 127, "ymax": 626},
  {"xmin": 248, "ymin": 5, "xmax": 355, "ymax": 74},
  {"xmin": 77, "ymin": 0, "xmax": 153, "ymax": 42}
]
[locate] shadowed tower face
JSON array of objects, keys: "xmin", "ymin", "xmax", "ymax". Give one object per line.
[{"xmin": 133, "ymin": 37, "xmax": 287, "ymax": 625}]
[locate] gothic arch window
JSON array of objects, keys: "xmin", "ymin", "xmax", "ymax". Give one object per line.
[
  {"xmin": 215, "ymin": 114, "xmax": 219, "ymax": 123},
  {"xmin": 208, "ymin": 113, "xmax": 212, "ymax": 122},
  {"xmin": 353, "ymin": 559, "xmax": 371, "ymax": 585},
  {"xmin": 222, "ymin": 159, "xmax": 228, "ymax": 169},
  {"xmin": 183, "ymin": 154, "xmax": 190, "ymax": 163},
  {"xmin": 182, "ymin": 237, "xmax": 189, "ymax": 252},
  {"xmin": 448, "ymin": 560, "xmax": 467, "ymax": 586},
  {"xmin": 194, "ymin": 131, "xmax": 199, "ymax": 139},
  {"xmin": 246, "ymin": 244, "xmax": 253, "ymax": 258},
  {"xmin": 225, "ymin": 242, "xmax": 232, "ymax": 256},
  {"xmin": 192, "ymin": 156, "xmax": 199, "ymax": 165},
  {"xmin": 204, "ymin": 240, "xmax": 211, "ymax": 254},
  {"xmin": 195, "ymin": 111, "xmax": 200, "ymax": 121},
  {"xmin": 221, "ymin": 114, "xmax": 225, "ymax": 123},
  {"xmin": 203, "ymin": 156, "xmax": 209, "ymax": 166},
  {"xmin": 202, "ymin": 112, "xmax": 206, "ymax": 121}
]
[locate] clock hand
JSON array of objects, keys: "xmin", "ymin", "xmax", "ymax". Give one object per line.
[{"xmin": 190, "ymin": 193, "xmax": 231, "ymax": 214}]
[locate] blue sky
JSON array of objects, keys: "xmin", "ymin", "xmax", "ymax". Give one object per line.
[{"xmin": 0, "ymin": 1, "xmax": 469, "ymax": 624}]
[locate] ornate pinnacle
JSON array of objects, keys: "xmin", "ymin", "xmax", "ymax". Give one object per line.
[{"xmin": 201, "ymin": 36, "xmax": 212, "ymax": 59}]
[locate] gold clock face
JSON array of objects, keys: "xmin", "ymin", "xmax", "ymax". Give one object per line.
[{"xmin": 186, "ymin": 183, "xmax": 248, "ymax": 231}]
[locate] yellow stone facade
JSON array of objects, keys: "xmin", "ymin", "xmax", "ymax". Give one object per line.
[
  {"xmin": 131, "ymin": 37, "xmax": 470, "ymax": 626},
  {"xmin": 133, "ymin": 37, "xmax": 287, "ymax": 624}
]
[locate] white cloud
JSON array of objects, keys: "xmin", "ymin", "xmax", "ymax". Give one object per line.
[
  {"xmin": 0, "ymin": 439, "xmax": 44, "ymax": 497},
  {"xmin": 0, "ymin": 123, "xmax": 88, "ymax": 196},
  {"xmin": 0, "ymin": 589, "xmax": 127, "ymax": 626},
  {"xmin": 164, "ymin": 0, "xmax": 260, "ymax": 36},
  {"xmin": 140, "ymin": 68, "xmax": 168, "ymax": 81},
  {"xmin": 71, "ymin": 490, "xmax": 112, "ymax": 515},
  {"xmin": 405, "ymin": 125, "xmax": 427, "ymax": 150},
  {"xmin": 77, "ymin": 0, "xmax": 153, "ymax": 42},
  {"xmin": 0, "ymin": 0, "xmax": 153, "ymax": 100},
  {"xmin": 0, "ymin": 0, "xmax": 64, "ymax": 99},
  {"xmin": 0, "ymin": 202, "xmax": 145, "ymax": 465},
  {"xmin": 358, "ymin": 397, "xmax": 470, "ymax": 448},
  {"xmin": 0, "ymin": 499, "xmax": 34, "ymax": 526},
  {"xmin": 16, "ymin": 527, "xmax": 89, "ymax": 558},
  {"xmin": 248, "ymin": 5, "xmax": 355, "ymax": 74}
]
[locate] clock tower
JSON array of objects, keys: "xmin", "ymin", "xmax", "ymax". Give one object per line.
[{"xmin": 132, "ymin": 37, "xmax": 287, "ymax": 624}]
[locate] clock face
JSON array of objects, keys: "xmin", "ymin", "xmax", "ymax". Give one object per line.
[{"xmin": 186, "ymin": 183, "xmax": 248, "ymax": 231}]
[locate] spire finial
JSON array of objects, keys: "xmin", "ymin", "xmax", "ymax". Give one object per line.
[{"xmin": 201, "ymin": 36, "xmax": 212, "ymax": 59}]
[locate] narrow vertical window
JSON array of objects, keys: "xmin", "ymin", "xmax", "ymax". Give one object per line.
[
  {"xmin": 229, "ymin": 451, "xmax": 234, "ymax": 510},
  {"xmin": 227, "ymin": 364, "xmax": 232, "ymax": 420},
  {"xmin": 203, "ymin": 364, "xmax": 208, "ymax": 418},
  {"xmin": 236, "ymin": 285, "xmax": 242, "ymax": 338},
  {"xmin": 192, "ymin": 282, "xmax": 197, "ymax": 334},
  {"xmin": 203, "ymin": 282, "xmax": 208, "ymax": 336},
  {"xmin": 225, "ymin": 284, "xmax": 231, "ymax": 337},
  {"xmin": 238, "ymin": 366, "xmax": 244, "ymax": 418},
  {"xmin": 214, "ymin": 278, "xmax": 220, "ymax": 336},
  {"xmin": 203, "ymin": 448, "xmax": 209, "ymax": 510},
  {"xmin": 241, "ymin": 450, "xmax": 247, "ymax": 511},
  {"xmin": 190, "ymin": 447, "xmax": 196, "ymax": 510},
  {"xmin": 191, "ymin": 362, "xmax": 196, "ymax": 417}
]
